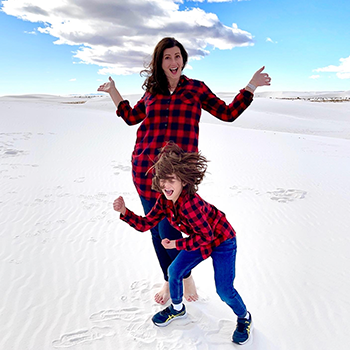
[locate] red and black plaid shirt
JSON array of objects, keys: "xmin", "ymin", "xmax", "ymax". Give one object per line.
[
  {"xmin": 120, "ymin": 190, "xmax": 236, "ymax": 259},
  {"xmin": 117, "ymin": 75, "xmax": 253, "ymax": 200}
]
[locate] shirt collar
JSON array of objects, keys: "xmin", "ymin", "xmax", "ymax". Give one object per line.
[
  {"xmin": 165, "ymin": 75, "xmax": 189, "ymax": 96},
  {"xmin": 179, "ymin": 75, "xmax": 189, "ymax": 87},
  {"xmin": 163, "ymin": 188, "xmax": 189, "ymax": 209}
]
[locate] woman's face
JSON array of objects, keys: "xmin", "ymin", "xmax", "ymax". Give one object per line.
[{"xmin": 161, "ymin": 46, "xmax": 183, "ymax": 85}]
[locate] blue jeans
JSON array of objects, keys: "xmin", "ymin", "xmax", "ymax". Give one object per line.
[
  {"xmin": 168, "ymin": 238, "xmax": 247, "ymax": 318},
  {"xmin": 140, "ymin": 195, "xmax": 191, "ymax": 281}
]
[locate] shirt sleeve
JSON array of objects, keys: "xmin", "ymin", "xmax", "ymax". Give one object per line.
[
  {"xmin": 120, "ymin": 196, "xmax": 166, "ymax": 232},
  {"xmin": 200, "ymin": 82, "xmax": 253, "ymax": 122},
  {"xmin": 175, "ymin": 198, "xmax": 215, "ymax": 252},
  {"xmin": 116, "ymin": 94, "xmax": 147, "ymax": 125}
]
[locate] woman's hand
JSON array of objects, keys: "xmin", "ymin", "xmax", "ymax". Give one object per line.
[
  {"xmin": 162, "ymin": 238, "xmax": 176, "ymax": 249},
  {"xmin": 249, "ymin": 66, "xmax": 271, "ymax": 88},
  {"xmin": 98, "ymin": 76, "xmax": 116, "ymax": 94},
  {"xmin": 97, "ymin": 76, "xmax": 124, "ymax": 109},
  {"xmin": 113, "ymin": 196, "xmax": 126, "ymax": 216}
]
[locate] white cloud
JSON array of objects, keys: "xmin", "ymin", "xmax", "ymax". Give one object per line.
[
  {"xmin": 69, "ymin": 78, "xmax": 77, "ymax": 82},
  {"xmin": 309, "ymin": 75, "xmax": 320, "ymax": 79},
  {"xmin": 313, "ymin": 55, "xmax": 350, "ymax": 80},
  {"xmin": 207, "ymin": 0, "xmax": 246, "ymax": 3},
  {"xmin": 2, "ymin": 0, "xmax": 254, "ymax": 75},
  {"xmin": 266, "ymin": 37, "xmax": 277, "ymax": 44},
  {"xmin": 186, "ymin": 0, "xmax": 247, "ymax": 3}
]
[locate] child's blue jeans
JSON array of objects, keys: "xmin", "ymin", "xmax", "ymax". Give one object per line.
[{"xmin": 168, "ymin": 237, "xmax": 247, "ymax": 318}]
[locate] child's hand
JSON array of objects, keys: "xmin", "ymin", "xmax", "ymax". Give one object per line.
[
  {"xmin": 113, "ymin": 196, "xmax": 126, "ymax": 216},
  {"xmin": 162, "ymin": 238, "xmax": 176, "ymax": 249}
]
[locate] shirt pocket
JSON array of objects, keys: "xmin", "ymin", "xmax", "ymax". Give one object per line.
[
  {"xmin": 177, "ymin": 93, "xmax": 201, "ymax": 120},
  {"xmin": 181, "ymin": 92, "xmax": 197, "ymax": 105}
]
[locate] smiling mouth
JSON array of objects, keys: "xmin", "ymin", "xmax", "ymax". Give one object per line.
[
  {"xmin": 170, "ymin": 68, "xmax": 178, "ymax": 75},
  {"xmin": 164, "ymin": 189, "xmax": 174, "ymax": 196}
]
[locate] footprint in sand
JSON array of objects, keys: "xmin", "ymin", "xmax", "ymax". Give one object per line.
[
  {"xmin": 90, "ymin": 307, "xmax": 142, "ymax": 322},
  {"xmin": 52, "ymin": 326, "xmax": 115, "ymax": 348},
  {"xmin": 111, "ymin": 162, "xmax": 131, "ymax": 175},
  {"xmin": 86, "ymin": 280, "xmax": 213, "ymax": 347},
  {"xmin": 229, "ymin": 185, "xmax": 261, "ymax": 197},
  {"xmin": 128, "ymin": 280, "xmax": 154, "ymax": 302},
  {"xmin": 205, "ymin": 319, "xmax": 236, "ymax": 344},
  {"xmin": 268, "ymin": 188, "xmax": 307, "ymax": 203},
  {"xmin": 89, "ymin": 282, "xmax": 157, "ymax": 344},
  {"xmin": 2, "ymin": 149, "xmax": 27, "ymax": 158},
  {"xmin": 126, "ymin": 321, "xmax": 157, "ymax": 343}
]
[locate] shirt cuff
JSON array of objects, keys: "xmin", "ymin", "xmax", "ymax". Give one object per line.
[
  {"xmin": 175, "ymin": 239, "xmax": 185, "ymax": 251},
  {"xmin": 240, "ymin": 89, "xmax": 254, "ymax": 99},
  {"xmin": 116, "ymin": 100, "xmax": 130, "ymax": 116},
  {"xmin": 120, "ymin": 208, "xmax": 131, "ymax": 222}
]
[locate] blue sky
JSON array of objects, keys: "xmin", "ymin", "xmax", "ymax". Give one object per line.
[{"xmin": 0, "ymin": 0, "xmax": 349, "ymax": 96}]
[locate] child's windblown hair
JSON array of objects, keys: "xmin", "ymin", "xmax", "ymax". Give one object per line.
[{"xmin": 151, "ymin": 142, "xmax": 208, "ymax": 196}]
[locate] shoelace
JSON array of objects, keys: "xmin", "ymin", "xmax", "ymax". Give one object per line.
[
  {"xmin": 161, "ymin": 306, "xmax": 173, "ymax": 315},
  {"xmin": 236, "ymin": 318, "xmax": 250, "ymax": 333}
]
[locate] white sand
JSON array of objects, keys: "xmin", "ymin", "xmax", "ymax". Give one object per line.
[{"xmin": 1, "ymin": 92, "xmax": 350, "ymax": 350}]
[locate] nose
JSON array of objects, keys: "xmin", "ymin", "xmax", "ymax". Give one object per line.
[{"xmin": 160, "ymin": 179, "xmax": 170, "ymax": 188}]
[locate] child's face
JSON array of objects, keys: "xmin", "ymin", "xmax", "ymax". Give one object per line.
[{"xmin": 159, "ymin": 174, "xmax": 185, "ymax": 203}]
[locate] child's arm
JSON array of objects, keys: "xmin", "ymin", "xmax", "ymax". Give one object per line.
[
  {"xmin": 113, "ymin": 196, "xmax": 126, "ymax": 216},
  {"xmin": 113, "ymin": 195, "xmax": 166, "ymax": 232}
]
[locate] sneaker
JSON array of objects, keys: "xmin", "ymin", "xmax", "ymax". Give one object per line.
[
  {"xmin": 232, "ymin": 311, "xmax": 253, "ymax": 345},
  {"xmin": 152, "ymin": 304, "xmax": 187, "ymax": 327}
]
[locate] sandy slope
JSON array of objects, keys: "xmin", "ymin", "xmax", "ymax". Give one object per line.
[{"xmin": 0, "ymin": 93, "xmax": 349, "ymax": 350}]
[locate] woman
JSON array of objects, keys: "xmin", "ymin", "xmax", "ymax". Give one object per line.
[{"xmin": 98, "ymin": 37, "xmax": 271, "ymax": 305}]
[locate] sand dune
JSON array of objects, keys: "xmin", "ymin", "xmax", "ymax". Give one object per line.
[{"xmin": 0, "ymin": 93, "xmax": 349, "ymax": 349}]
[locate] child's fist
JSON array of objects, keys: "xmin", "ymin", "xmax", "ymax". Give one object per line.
[
  {"xmin": 113, "ymin": 196, "xmax": 126, "ymax": 215},
  {"xmin": 161, "ymin": 238, "xmax": 176, "ymax": 249}
]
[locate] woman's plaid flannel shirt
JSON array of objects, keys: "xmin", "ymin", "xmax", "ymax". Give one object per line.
[
  {"xmin": 120, "ymin": 190, "xmax": 236, "ymax": 259},
  {"xmin": 117, "ymin": 75, "xmax": 253, "ymax": 201}
]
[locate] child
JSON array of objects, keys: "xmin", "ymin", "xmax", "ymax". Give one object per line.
[{"xmin": 113, "ymin": 142, "xmax": 252, "ymax": 345}]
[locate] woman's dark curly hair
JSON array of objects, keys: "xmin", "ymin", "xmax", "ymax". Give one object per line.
[
  {"xmin": 150, "ymin": 142, "xmax": 208, "ymax": 196},
  {"xmin": 141, "ymin": 37, "xmax": 188, "ymax": 95}
]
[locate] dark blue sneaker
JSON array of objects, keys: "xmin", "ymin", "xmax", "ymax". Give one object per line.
[
  {"xmin": 152, "ymin": 304, "xmax": 187, "ymax": 327},
  {"xmin": 232, "ymin": 311, "xmax": 253, "ymax": 345}
]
